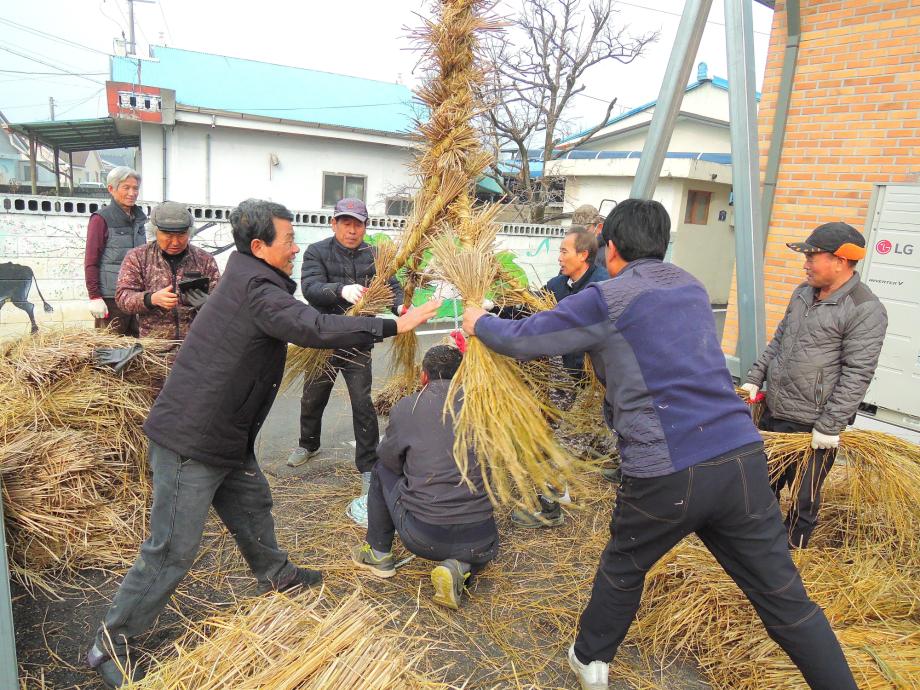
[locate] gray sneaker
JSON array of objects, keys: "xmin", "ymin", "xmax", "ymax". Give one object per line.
[
  {"xmin": 431, "ymin": 559, "xmax": 470, "ymax": 610},
  {"xmin": 287, "ymin": 447, "xmax": 319, "ymax": 467}
]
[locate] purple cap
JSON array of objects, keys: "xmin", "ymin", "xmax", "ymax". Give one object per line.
[{"xmin": 333, "ymin": 197, "xmax": 369, "ymax": 223}]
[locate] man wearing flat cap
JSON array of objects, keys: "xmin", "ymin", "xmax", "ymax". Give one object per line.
[
  {"xmin": 115, "ymin": 201, "xmax": 220, "ymax": 340},
  {"xmin": 572, "ymin": 203, "xmax": 607, "ymax": 269},
  {"xmin": 741, "ymin": 222, "xmax": 888, "ymax": 548}
]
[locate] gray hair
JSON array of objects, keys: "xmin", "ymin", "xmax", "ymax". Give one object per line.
[
  {"xmin": 107, "ymin": 166, "xmax": 141, "ymax": 188},
  {"xmin": 566, "ymin": 225, "xmax": 598, "ymax": 264}
]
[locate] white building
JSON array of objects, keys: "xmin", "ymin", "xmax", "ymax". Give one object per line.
[
  {"xmin": 110, "ymin": 46, "xmax": 419, "ymax": 213},
  {"xmin": 544, "ymin": 63, "xmax": 756, "ymax": 305}
]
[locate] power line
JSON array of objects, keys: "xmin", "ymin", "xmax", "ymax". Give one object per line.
[
  {"xmin": 0, "ymin": 44, "xmax": 105, "ymax": 85},
  {"xmin": 55, "ymin": 89, "xmax": 106, "ymax": 118},
  {"xmin": 158, "ymin": 0, "xmax": 176, "ymax": 45},
  {"xmin": 0, "ymin": 68, "xmax": 108, "ymax": 76},
  {"xmin": 0, "ymin": 17, "xmax": 111, "ymax": 56},
  {"xmin": 615, "ymin": 1, "xmax": 772, "ymax": 37}
]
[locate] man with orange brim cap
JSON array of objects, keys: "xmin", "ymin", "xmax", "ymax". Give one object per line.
[{"xmin": 742, "ymin": 222, "xmax": 888, "ymax": 548}]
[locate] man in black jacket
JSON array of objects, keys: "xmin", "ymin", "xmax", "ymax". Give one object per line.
[
  {"xmin": 87, "ymin": 199, "xmax": 439, "ymax": 689},
  {"xmin": 351, "ymin": 344, "xmax": 498, "ymax": 610},
  {"xmin": 289, "ymin": 197, "xmax": 404, "ymax": 528}
]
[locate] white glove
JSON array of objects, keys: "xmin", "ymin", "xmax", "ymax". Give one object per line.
[
  {"xmin": 740, "ymin": 383, "xmax": 759, "ymax": 401},
  {"xmin": 341, "ymin": 284, "xmax": 366, "ymax": 305},
  {"xmin": 89, "ymin": 298, "xmax": 109, "ymax": 319},
  {"xmin": 432, "ymin": 281, "xmax": 460, "ymax": 301},
  {"xmin": 482, "ymin": 298, "xmax": 495, "ymax": 311},
  {"xmin": 811, "ymin": 429, "xmax": 840, "ymax": 450}
]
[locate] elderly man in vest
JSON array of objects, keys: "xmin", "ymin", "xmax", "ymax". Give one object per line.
[
  {"xmin": 742, "ymin": 222, "xmax": 888, "ymax": 549},
  {"xmin": 84, "ymin": 166, "xmax": 147, "ymax": 335},
  {"xmin": 115, "ymin": 201, "xmax": 220, "ymax": 340}
]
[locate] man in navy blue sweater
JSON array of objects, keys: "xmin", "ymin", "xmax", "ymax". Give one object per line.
[{"xmin": 462, "ymin": 199, "xmax": 856, "ymax": 690}]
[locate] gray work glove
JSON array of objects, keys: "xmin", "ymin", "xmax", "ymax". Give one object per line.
[
  {"xmin": 184, "ymin": 288, "xmax": 209, "ymax": 310},
  {"xmin": 93, "ymin": 344, "xmax": 145, "ymax": 375}
]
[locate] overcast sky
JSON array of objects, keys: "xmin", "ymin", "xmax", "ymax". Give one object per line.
[{"xmin": 0, "ymin": 0, "xmax": 773, "ymax": 130}]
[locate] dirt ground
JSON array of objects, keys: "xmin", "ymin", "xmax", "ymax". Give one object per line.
[{"xmin": 11, "ymin": 333, "xmax": 708, "ymax": 689}]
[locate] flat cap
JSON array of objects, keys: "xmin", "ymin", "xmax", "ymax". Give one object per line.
[{"xmin": 150, "ymin": 201, "xmax": 194, "ymax": 232}]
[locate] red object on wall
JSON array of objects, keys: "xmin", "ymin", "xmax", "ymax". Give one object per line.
[{"xmin": 106, "ymin": 81, "xmax": 164, "ymax": 123}]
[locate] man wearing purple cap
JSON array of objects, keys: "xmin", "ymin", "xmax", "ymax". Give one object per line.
[
  {"xmin": 290, "ymin": 198, "xmax": 404, "ymax": 526},
  {"xmin": 742, "ymin": 221, "xmax": 888, "ymax": 548}
]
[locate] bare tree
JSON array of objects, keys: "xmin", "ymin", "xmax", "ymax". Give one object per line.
[{"xmin": 483, "ymin": 0, "xmax": 657, "ymax": 222}]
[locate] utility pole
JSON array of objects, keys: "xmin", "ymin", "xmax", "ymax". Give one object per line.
[
  {"xmin": 126, "ymin": 0, "xmax": 155, "ymax": 56},
  {"xmin": 48, "ymin": 96, "xmax": 55, "ymax": 121}
]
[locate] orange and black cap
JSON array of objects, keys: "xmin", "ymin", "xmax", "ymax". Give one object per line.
[{"xmin": 787, "ymin": 222, "xmax": 866, "ymax": 260}]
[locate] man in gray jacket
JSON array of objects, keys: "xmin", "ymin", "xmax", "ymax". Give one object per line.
[
  {"xmin": 351, "ymin": 343, "xmax": 498, "ymax": 610},
  {"xmin": 742, "ymin": 222, "xmax": 887, "ymax": 548}
]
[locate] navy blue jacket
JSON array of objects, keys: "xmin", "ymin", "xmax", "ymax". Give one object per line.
[
  {"xmin": 476, "ymin": 258, "xmax": 761, "ymax": 478},
  {"xmin": 545, "ymin": 264, "xmax": 609, "ymax": 374}
]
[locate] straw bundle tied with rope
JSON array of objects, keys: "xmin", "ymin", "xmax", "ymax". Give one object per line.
[
  {"xmin": 281, "ymin": 240, "xmax": 399, "ymax": 392},
  {"xmin": 124, "ymin": 590, "xmax": 444, "ymax": 690},
  {"xmin": 1, "ymin": 329, "xmax": 172, "ymax": 594}
]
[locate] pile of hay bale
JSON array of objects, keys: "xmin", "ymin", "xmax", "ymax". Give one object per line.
[
  {"xmin": 629, "ymin": 429, "xmax": 920, "ymax": 688},
  {"xmin": 0, "ymin": 329, "xmax": 173, "ymax": 594}
]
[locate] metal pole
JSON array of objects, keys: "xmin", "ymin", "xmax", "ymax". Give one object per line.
[
  {"xmin": 630, "ymin": 0, "xmax": 713, "ymax": 199},
  {"xmin": 49, "ymin": 96, "xmax": 55, "ymax": 121},
  {"xmin": 29, "ymin": 135, "xmax": 37, "ymax": 195},
  {"xmin": 0, "ymin": 479, "xmax": 21, "ymax": 690},
  {"xmin": 54, "ymin": 145, "xmax": 61, "ymax": 196},
  {"xmin": 724, "ymin": 0, "xmax": 766, "ymax": 375},
  {"xmin": 69, "ymin": 151, "xmax": 75, "ymax": 195},
  {"xmin": 127, "ymin": 0, "xmax": 136, "ymax": 55}
]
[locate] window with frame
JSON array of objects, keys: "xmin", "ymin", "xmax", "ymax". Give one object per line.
[
  {"xmin": 385, "ymin": 196, "xmax": 413, "ymax": 216},
  {"xmin": 684, "ymin": 190, "xmax": 712, "ymax": 225},
  {"xmin": 323, "ymin": 173, "xmax": 366, "ymax": 207}
]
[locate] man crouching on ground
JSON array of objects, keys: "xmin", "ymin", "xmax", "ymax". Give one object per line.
[
  {"xmin": 351, "ymin": 343, "xmax": 498, "ymax": 610},
  {"xmin": 87, "ymin": 198, "xmax": 441, "ymax": 688}
]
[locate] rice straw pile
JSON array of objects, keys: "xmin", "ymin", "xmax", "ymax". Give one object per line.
[
  {"xmin": 127, "ymin": 590, "xmax": 444, "ymax": 689},
  {"xmin": 0, "ymin": 329, "xmax": 173, "ymax": 594},
  {"xmin": 627, "ymin": 428, "xmax": 920, "ymax": 689}
]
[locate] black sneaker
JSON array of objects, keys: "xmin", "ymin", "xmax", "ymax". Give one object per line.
[
  {"xmin": 87, "ymin": 643, "xmax": 145, "ymax": 689},
  {"xmin": 511, "ymin": 495, "xmax": 564, "ymax": 528},
  {"xmin": 275, "ymin": 566, "xmax": 323, "ymax": 592}
]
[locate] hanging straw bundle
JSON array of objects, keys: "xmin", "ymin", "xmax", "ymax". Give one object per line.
[
  {"xmin": 282, "ymin": 241, "xmax": 399, "ymax": 392},
  {"xmin": 430, "ymin": 225, "xmax": 580, "ymax": 509},
  {"xmin": 761, "ymin": 429, "xmax": 920, "ymax": 553},
  {"xmin": 127, "ymin": 590, "xmax": 444, "ymax": 689}
]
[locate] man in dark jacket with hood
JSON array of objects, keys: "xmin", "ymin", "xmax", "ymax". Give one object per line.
[
  {"xmin": 289, "ymin": 197, "xmax": 404, "ymax": 528},
  {"xmin": 741, "ymin": 222, "xmax": 887, "ymax": 548},
  {"xmin": 351, "ymin": 343, "xmax": 498, "ymax": 611},
  {"xmin": 87, "ymin": 199, "xmax": 440, "ymax": 689},
  {"xmin": 463, "ymin": 199, "xmax": 856, "ymax": 690}
]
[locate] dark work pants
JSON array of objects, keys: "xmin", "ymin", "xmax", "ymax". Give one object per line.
[
  {"xmin": 574, "ymin": 446, "xmax": 856, "ymax": 690},
  {"xmin": 95, "ymin": 297, "xmax": 139, "ymax": 337},
  {"xmin": 299, "ymin": 348, "xmax": 378, "ymax": 473},
  {"xmin": 366, "ymin": 464, "xmax": 499, "ymax": 575},
  {"xmin": 758, "ymin": 407, "xmax": 837, "ymax": 548},
  {"xmin": 95, "ymin": 441, "xmax": 294, "ymax": 660}
]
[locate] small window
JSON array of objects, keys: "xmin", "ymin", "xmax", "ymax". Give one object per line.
[
  {"xmin": 323, "ymin": 172, "xmax": 366, "ymax": 207},
  {"xmin": 684, "ymin": 190, "xmax": 712, "ymax": 225},
  {"xmin": 385, "ymin": 196, "xmax": 412, "ymax": 216}
]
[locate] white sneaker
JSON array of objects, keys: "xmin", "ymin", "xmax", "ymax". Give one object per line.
[
  {"xmin": 568, "ymin": 644, "xmax": 608, "ymax": 690},
  {"xmin": 287, "ymin": 447, "xmax": 319, "ymax": 467},
  {"xmin": 347, "ymin": 494, "xmax": 369, "ymax": 527}
]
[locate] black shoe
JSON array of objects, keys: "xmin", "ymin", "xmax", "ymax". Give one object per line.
[
  {"xmin": 87, "ymin": 643, "xmax": 145, "ymax": 689},
  {"xmin": 275, "ymin": 566, "xmax": 323, "ymax": 592},
  {"xmin": 601, "ymin": 466, "xmax": 622, "ymax": 484},
  {"xmin": 511, "ymin": 495, "xmax": 564, "ymax": 528}
]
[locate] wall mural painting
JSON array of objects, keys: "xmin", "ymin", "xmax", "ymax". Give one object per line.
[{"xmin": 0, "ymin": 262, "xmax": 54, "ymax": 333}]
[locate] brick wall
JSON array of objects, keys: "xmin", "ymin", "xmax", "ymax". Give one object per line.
[{"xmin": 722, "ymin": 0, "xmax": 920, "ymax": 356}]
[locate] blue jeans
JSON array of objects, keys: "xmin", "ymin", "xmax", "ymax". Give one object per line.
[
  {"xmin": 95, "ymin": 441, "xmax": 294, "ymax": 658},
  {"xmin": 366, "ymin": 464, "xmax": 498, "ymax": 575}
]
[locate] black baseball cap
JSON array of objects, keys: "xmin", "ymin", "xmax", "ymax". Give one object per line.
[{"xmin": 787, "ymin": 222, "xmax": 866, "ymax": 260}]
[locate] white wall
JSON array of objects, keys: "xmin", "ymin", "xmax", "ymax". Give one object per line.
[
  {"xmin": 140, "ymin": 121, "xmax": 418, "ymax": 213},
  {"xmin": 0, "ymin": 196, "xmax": 563, "ymax": 340}
]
